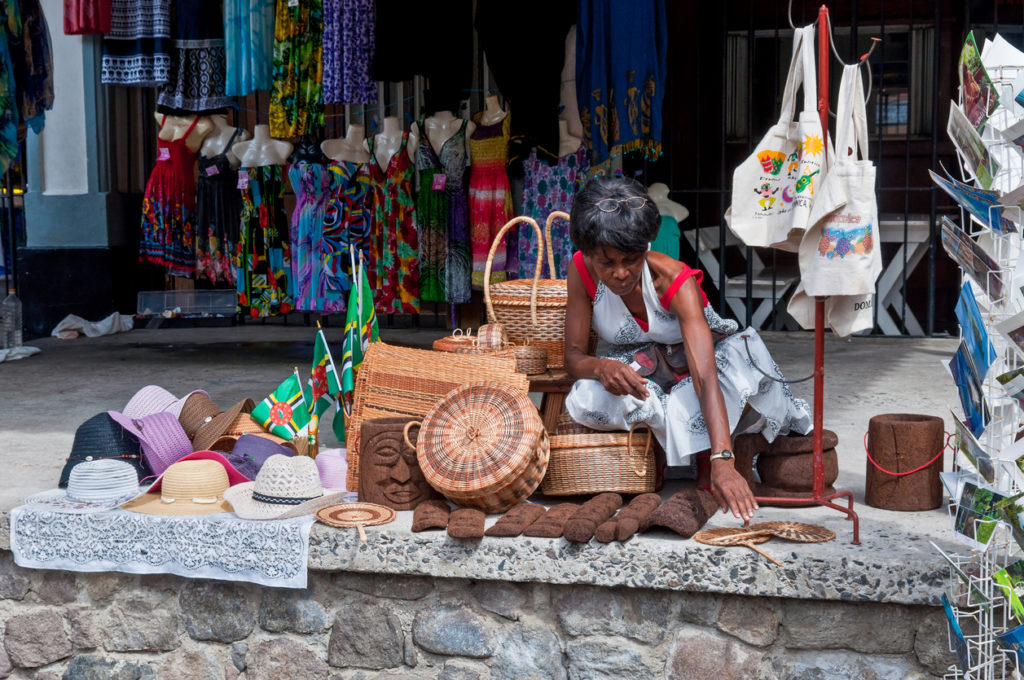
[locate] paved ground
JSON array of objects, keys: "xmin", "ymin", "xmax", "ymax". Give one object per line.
[{"xmin": 0, "ymin": 321, "xmax": 961, "ymax": 550}]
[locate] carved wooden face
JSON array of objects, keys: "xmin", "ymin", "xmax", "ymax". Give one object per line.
[{"xmin": 359, "ymin": 418, "xmax": 435, "ymax": 510}]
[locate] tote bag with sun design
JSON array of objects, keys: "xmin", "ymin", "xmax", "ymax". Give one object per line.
[{"xmin": 725, "ymin": 24, "xmax": 843, "ymax": 252}]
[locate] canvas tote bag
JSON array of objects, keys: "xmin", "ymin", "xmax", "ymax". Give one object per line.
[{"xmin": 725, "ymin": 24, "xmax": 839, "ymax": 252}]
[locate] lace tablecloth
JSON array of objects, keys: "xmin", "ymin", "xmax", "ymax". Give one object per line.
[{"xmin": 10, "ymin": 506, "xmax": 316, "ymax": 589}]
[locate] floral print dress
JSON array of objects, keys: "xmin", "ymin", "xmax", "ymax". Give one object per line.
[
  {"xmin": 236, "ymin": 165, "xmax": 293, "ymax": 318},
  {"xmin": 140, "ymin": 116, "xmax": 199, "ymax": 277},
  {"xmin": 367, "ymin": 133, "xmax": 419, "ymax": 315},
  {"xmin": 269, "ymin": 0, "xmax": 323, "ymax": 138}
]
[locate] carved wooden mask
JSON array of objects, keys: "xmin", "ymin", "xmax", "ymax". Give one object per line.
[{"xmin": 358, "ymin": 417, "xmax": 437, "ymax": 510}]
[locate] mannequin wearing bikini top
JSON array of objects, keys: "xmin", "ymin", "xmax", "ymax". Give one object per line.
[
  {"xmin": 416, "ymin": 111, "xmax": 475, "ymax": 159},
  {"xmin": 153, "ymin": 112, "xmax": 213, "ymax": 153},
  {"xmin": 200, "ymin": 114, "xmax": 251, "ymax": 167}
]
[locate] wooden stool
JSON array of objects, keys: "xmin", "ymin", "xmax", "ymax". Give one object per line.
[{"xmin": 529, "ymin": 369, "xmax": 575, "ymax": 433}]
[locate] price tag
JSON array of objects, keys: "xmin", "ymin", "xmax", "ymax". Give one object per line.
[
  {"xmin": 288, "ymin": 0, "xmax": 298, "ymax": 6},
  {"xmin": 156, "ymin": 147, "xmax": 170, "ymax": 162},
  {"xmin": 205, "ymin": 165, "xmax": 220, "ymax": 176},
  {"xmin": 237, "ymin": 170, "xmax": 249, "ymax": 190},
  {"xmin": 431, "ymin": 173, "xmax": 447, "ymax": 191}
]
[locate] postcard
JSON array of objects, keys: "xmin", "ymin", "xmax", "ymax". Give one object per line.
[
  {"xmin": 997, "ymin": 623, "xmax": 1024, "ymax": 670},
  {"xmin": 996, "ymin": 311, "xmax": 1024, "ymax": 363},
  {"xmin": 994, "ymin": 558, "xmax": 1024, "ymax": 623},
  {"xmin": 954, "ymin": 481, "xmax": 1006, "ymax": 550},
  {"xmin": 950, "ymin": 342, "xmax": 990, "ymax": 437},
  {"xmin": 943, "ymin": 593, "xmax": 972, "ymax": 672},
  {"xmin": 961, "ymin": 30, "xmax": 1000, "ymax": 128},
  {"xmin": 931, "ymin": 170, "xmax": 1018, "ymax": 235},
  {"xmin": 956, "ymin": 282, "xmax": 995, "ymax": 379},
  {"xmin": 940, "ymin": 217, "xmax": 1006, "ymax": 302},
  {"xmin": 931, "ymin": 541, "xmax": 991, "ymax": 612},
  {"xmin": 942, "ymin": 470, "xmax": 969, "ymax": 500},
  {"xmin": 997, "ymin": 367, "xmax": 1024, "ymax": 409},
  {"xmin": 953, "ymin": 410, "xmax": 996, "ymax": 483},
  {"xmin": 949, "ymin": 101, "xmax": 1000, "ymax": 188}
]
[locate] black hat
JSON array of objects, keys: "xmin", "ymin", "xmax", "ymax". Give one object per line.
[{"xmin": 58, "ymin": 413, "xmax": 150, "ymax": 488}]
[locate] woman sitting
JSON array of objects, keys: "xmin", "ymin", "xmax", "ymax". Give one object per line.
[{"xmin": 563, "ymin": 177, "xmax": 812, "ymax": 521}]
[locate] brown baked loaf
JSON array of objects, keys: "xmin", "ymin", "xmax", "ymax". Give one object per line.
[
  {"xmin": 485, "ymin": 502, "xmax": 546, "ymax": 537},
  {"xmin": 448, "ymin": 507, "xmax": 486, "ymax": 539},
  {"xmin": 642, "ymin": 487, "xmax": 719, "ymax": 538},
  {"xmin": 613, "ymin": 493, "xmax": 663, "ymax": 542},
  {"xmin": 523, "ymin": 503, "xmax": 580, "ymax": 538},
  {"xmin": 563, "ymin": 493, "xmax": 623, "ymax": 543},
  {"xmin": 411, "ymin": 499, "xmax": 451, "ymax": 532}
]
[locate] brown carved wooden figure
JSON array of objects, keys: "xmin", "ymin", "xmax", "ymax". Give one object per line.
[{"xmin": 359, "ymin": 417, "xmax": 437, "ymax": 510}]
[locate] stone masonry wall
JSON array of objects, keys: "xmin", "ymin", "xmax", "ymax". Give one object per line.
[{"xmin": 0, "ymin": 550, "xmax": 954, "ymax": 680}]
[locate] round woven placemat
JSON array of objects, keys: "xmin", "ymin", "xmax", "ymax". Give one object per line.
[
  {"xmin": 316, "ymin": 503, "xmax": 396, "ymax": 528},
  {"xmin": 748, "ymin": 521, "xmax": 835, "ymax": 543},
  {"xmin": 693, "ymin": 527, "xmax": 773, "ymax": 546}
]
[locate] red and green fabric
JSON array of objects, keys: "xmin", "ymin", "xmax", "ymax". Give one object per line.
[{"xmin": 305, "ymin": 328, "xmax": 341, "ymax": 421}]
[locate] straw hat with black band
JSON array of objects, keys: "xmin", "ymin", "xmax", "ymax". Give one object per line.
[{"xmin": 225, "ymin": 454, "xmax": 345, "ymax": 520}]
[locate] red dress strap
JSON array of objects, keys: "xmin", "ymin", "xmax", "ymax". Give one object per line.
[
  {"xmin": 660, "ymin": 264, "xmax": 708, "ymax": 309},
  {"xmin": 572, "ymin": 251, "xmax": 597, "ymax": 300},
  {"xmin": 181, "ymin": 116, "xmax": 201, "ymax": 140}
]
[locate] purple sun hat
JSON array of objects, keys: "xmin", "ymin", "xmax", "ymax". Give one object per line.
[
  {"xmin": 107, "ymin": 410, "xmax": 194, "ymax": 477},
  {"xmin": 216, "ymin": 434, "xmax": 295, "ymax": 480},
  {"xmin": 122, "ymin": 386, "xmax": 179, "ymax": 419}
]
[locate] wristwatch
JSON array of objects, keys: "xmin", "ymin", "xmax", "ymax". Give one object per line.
[{"xmin": 709, "ymin": 449, "xmax": 734, "ymax": 463}]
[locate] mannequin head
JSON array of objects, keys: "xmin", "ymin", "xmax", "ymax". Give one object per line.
[{"xmin": 358, "ymin": 418, "xmax": 436, "ymax": 510}]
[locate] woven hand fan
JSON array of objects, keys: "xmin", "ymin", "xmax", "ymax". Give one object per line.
[
  {"xmin": 693, "ymin": 527, "xmax": 782, "ymax": 566},
  {"xmin": 749, "ymin": 521, "xmax": 835, "ymax": 543},
  {"xmin": 316, "ymin": 503, "xmax": 396, "ymax": 542}
]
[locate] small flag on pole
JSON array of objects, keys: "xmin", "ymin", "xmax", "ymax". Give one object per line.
[
  {"xmin": 252, "ymin": 369, "xmax": 311, "ymax": 440},
  {"xmin": 334, "ymin": 255, "xmax": 379, "ymax": 441},
  {"xmin": 305, "ymin": 327, "xmax": 341, "ymax": 421}
]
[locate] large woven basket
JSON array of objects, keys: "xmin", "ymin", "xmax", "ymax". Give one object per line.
[
  {"xmin": 407, "ymin": 381, "xmax": 549, "ymax": 514},
  {"xmin": 344, "ymin": 343, "xmax": 528, "ymax": 491},
  {"xmin": 484, "ymin": 211, "xmax": 571, "ymax": 369},
  {"xmin": 541, "ymin": 423, "xmax": 656, "ymax": 496}
]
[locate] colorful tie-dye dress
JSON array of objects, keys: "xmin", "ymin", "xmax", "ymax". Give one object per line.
[
  {"xmin": 468, "ymin": 113, "xmax": 512, "ymax": 287},
  {"xmin": 320, "ymin": 160, "xmax": 372, "ymax": 307},
  {"xmin": 236, "ymin": 165, "xmax": 293, "ymax": 317},
  {"xmin": 288, "ymin": 161, "xmax": 333, "ymax": 312},
  {"xmin": 367, "ymin": 133, "xmax": 419, "ymax": 315}
]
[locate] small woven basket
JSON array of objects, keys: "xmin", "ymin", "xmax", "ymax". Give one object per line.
[
  {"xmin": 476, "ymin": 323, "xmax": 508, "ymax": 350},
  {"xmin": 407, "ymin": 381, "xmax": 549, "ymax": 514},
  {"xmin": 433, "ymin": 329, "xmax": 482, "ymax": 354},
  {"xmin": 554, "ymin": 410, "xmax": 598, "ymax": 435},
  {"xmin": 484, "ymin": 212, "xmax": 571, "ymax": 369},
  {"xmin": 541, "ymin": 423, "xmax": 656, "ymax": 495},
  {"xmin": 509, "ymin": 343, "xmax": 548, "ymax": 375}
]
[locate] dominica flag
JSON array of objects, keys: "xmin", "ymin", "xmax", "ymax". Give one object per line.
[
  {"xmin": 304, "ymin": 328, "xmax": 341, "ymax": 420},
  {"xmin": 252, "ymin": 369, "xmax": 311, "ymax": 440},
  {"xmin": 333, "ymin": 257, "xmax": 380, "ymax": 441}
]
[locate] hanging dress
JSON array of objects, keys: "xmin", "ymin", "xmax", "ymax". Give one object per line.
[
  {"xmin": 515, "ymin": 145, "xmax": 589, "ymax": 280},
  {"xmin": 269, "ymin": 0, "xmax": 323, "ymax": 138},
  {"xmin": 158, "ymin": 0, "xmax": 230, "ymax": 113},
  {"xmin": 223, "ymin": 0, "xmax": 274, "ymax": 96},
  {"xmin": 140, "ymin": 115, "xmax": 200, "ymax": 277},
  {"xmin": 321, "ymin": 160, "xmax": 371, "ymax": 307},
  {"xmin": 416, "ymin": 120, "xmax": 470, "ymax": 304},
  {"xmin": 0, "ymin": 0, "xmax": 20, "ymax": 176},
  {"xmin": 196, "ymin": 128, "xmax": 244, "ymax": 286},
  {"xmin": 322, "ymin": 0, "xmax": 375, "ymax": 104},
  {"xmin": 468, "ymin": 113, "xmax": 512, "ymax": 287},
  {"xmin": 14, "ymin": 0, "xmax": 53, "ymax": 134},
  {"xmin": 564, "ymin": 253, "xmax": 813, "ymax": 466},
  {"xmin": 367, "ymin": 133, "xmax": 419, "ymax": 315},
  {"xmin": 288, "ymin": 161, "xmax": 332, "ymax": 312},
  {"xmin": 236, "ymin": 165, "xmax": 293, "ymax": 317},
  {"xmin": 64, "ymin": 0, "xmax": 111, "ymax": 34},
  {"xmin": 102, "ymin": 0, "xmax": 171, "ymax": 85}
]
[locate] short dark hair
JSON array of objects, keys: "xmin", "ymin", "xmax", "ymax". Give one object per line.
[{"xmin": 570, "ymin": 176, "xmax": 661, "ymax": 254}]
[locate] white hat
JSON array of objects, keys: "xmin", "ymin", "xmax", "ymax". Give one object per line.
[
  {"xmin": 224, "ymin": 454, "xmax": 346, "ymax": 520},
  {"xmin": 24, "ymin": 459, "xmax": 144, "ymax": 513}
]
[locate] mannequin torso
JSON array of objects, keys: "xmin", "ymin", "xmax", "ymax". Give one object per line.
[
  {"xmin": 478, "ymin": 95, "xmax": 508, "ymax": 126},
  {"xmin": 154, "ymin": 112, "xmax": 212, "ymax": 153},
  {"xmin": 232, "ymin": 124, "xmax": 294, "ymax": 167},
  {"xmin": 365, "ymin": 117, "xmax": 417, "ymax": 168},
  {"xmin": 648, "ymin": 183, "xmax": 689, "ymax": 222},
  {"xmin": 558, "ymin": 119, "xmax": 582, "ymax": 158},
  {"xmin": 321, "ymin": 124, "xmax": 371, "ymax": 164},
  {"xmin": 200, "ymin": 114, "xmax": 251, "ymax": 166},
  {"xmin": 290, "ymin": 133, "xmax": 331, "ymax": 165},
  {"xmin": 419, "ymin": 110, "xmax": 475, "ymax": 158}
]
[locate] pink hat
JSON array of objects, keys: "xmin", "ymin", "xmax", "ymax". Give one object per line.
[
  {"xmin": 145, "ymin": 450, "xmax": 251, "ymax": 493},
  {"xmin": 122, "ymin": 386, "xmax": 178, "ymax": 419},
  {"xmin": 107, "ymin": 410, "xmax": 193, "ymax": 477},
  {"xmin": 315, "ymin": 448, "xmax": 348, "ymax": 494}
]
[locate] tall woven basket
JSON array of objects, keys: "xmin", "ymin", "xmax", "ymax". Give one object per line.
[
  {"xmin": 541, "ymin": 424, "xmax": 656, "ymax": 496},
  {"xmin": 484, "ymin": 211, "xmax": 571, "ymax": 369},
  {"xmin": 344, "ymin": 343, "xmax": 528, "ymax": 491},
  {"xmin": 407, "ymin": 381, "xmax": 549, "ymax": 514}
]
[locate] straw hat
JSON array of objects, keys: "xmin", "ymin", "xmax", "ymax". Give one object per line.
[
  {"xmin": 144, "ymin": 450, "xmax": 251, "ymax": 491},
  {"xmin": 58, "ymin": 413, "xmax": 148, "ymax": 488},
  {"xmin": 315, "ymin": 448, "xmax": 348, "ymax": 493},
  {"xmin": 177, "ymin": 393, "xmax": 226, "ymax": 440},
  {"xmin": 107, "ymin": 410, "xmax": 193, "ymax": 477},
  {"xmin": 215, "ymin": 435, "xmax": 294, "ymax": 480},
  {"xmin": 191, "ymin": 399, "xmax": 257, "ymax": 452},
  {"xmin": 225, "ymin": 454, "xmax": 345, "ymax": 520},
  {"xmin": 122, "ymin": 458, "xmax": 240, "ymax": 515},
  {"xmin": 207, "ymin": 413, "xmax": 298, "ymax": 454},
  {"xmin": 122, "ymin": 386, "xmax": 211, "ymax": 420},
  {"xmin": 25, "ymin": 460, "xmax": 144, "ymax": 513}
]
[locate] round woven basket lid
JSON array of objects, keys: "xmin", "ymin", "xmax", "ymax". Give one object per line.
[
  {"xmin": 417, "ymin": 381, "xmax": 544, "ymax": 497},
  {"xmin": 748, "ymin": 521, "xmax": 835, "ymax": 543},
  {"xmin": 315, "ymin": 502, "xmax": 396, "ymax": 528},
  {"xmin": 693, "ymin": 527, "xmax": 773, "ymax": 546}
]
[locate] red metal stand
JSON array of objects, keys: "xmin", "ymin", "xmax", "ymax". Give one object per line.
[{"xmin": 753, "ymin": 4, "xmax": 861, "ymax": 544}]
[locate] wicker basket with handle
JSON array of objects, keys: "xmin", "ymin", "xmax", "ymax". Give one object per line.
[
  {"xmin": 484, "ymin": 211, "xmax": 571, "ymax": 369},
  {"xmin": 406, "ymin": 381, "xmax": 549, "ymax": 514},
  {"xmin": 540, "ymin": 423, "xmax": 656, "ymax": 496},
  {"xmin": 344, "ymin": 343, "xmax": 528, "ymax": 491}
]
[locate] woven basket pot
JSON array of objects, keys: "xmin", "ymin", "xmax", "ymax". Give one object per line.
[
  {"xmin": 407, "ymin": 381, "xmax": 549, "ymax": 514},
  {"xmin": 510, "ymin": 344, "xmax": 548, "ymax": 375},
  {"xmin": 476, "ymin": 324, "xmax": 508, "ymax": 350},
  {"xmin": 541, "ymin": 423, "xmax": 656, "ymax": 496},
  {"xmin": 484, "ymin": 212, "xmax": 570, "ymax": 369}
]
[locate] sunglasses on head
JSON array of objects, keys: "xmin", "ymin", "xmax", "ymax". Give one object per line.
[{"xmin": 595, "ymin": 196, "xmax": 648, "ymax": 213}]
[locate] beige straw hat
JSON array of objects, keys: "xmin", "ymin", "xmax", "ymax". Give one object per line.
[
  {"xmin": 122, "ymin": 459, "xmax": 234, "ymax": 515},
  {"xmin": 224, "ymin": 454, "xmax": 345, "ymax": 520}
]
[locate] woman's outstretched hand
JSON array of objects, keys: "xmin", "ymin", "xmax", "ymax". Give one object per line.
[
  {"xmin": 594, "ymin": 359, "xmax": 650, "ymax": 400},
  {"xmin": 710, "ymin": 460, "xmax": 758, "ymax": 522}
]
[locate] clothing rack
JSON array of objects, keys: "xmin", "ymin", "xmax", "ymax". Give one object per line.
[{"xmin": 752, "ymin": 4, "xmax": 861, "ymax": 544}]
